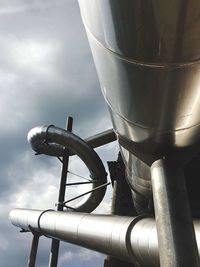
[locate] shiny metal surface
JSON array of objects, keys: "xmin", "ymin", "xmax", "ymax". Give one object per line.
[
  {"xmin": 84, "ymin": 128, "xmax": 116, "ymax": 149},
  {"xmin": 121, "ymin": 147, "xmax": 152, "ymax": 214},
  {"xmin": 79, "ymin": 0, "xmax": 200, "ymax": 63},
  {"xmin": 151, "ymin": 159, "xmax": 200, "ymax": 267},
  {"xmin": 78, "ymin": 0, "xmax": 200, "ymax": 163},
  {"xmin": 28, "ymin": 126, "xmax": 107, "ymax": 212},
  {"xmin": 28, "ymin": 127, "xmax": 116, "ymax": 157},
  {"xmin": 9, "ymin": 209, "xmax": 200, "ymax": 267}
]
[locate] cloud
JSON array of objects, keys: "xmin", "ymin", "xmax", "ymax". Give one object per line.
[
  {"xmin": 0, "ymin": 1, "xmax": 118, "ymax": 267},
  {"xmin": 58, "ymin": 245, "xmax": 104, "ymax": 267}
]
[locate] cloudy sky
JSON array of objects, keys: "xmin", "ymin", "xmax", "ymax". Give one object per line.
[{"xmin": 0, "ymin": 1, "xmax": 118, "ymax": 266}]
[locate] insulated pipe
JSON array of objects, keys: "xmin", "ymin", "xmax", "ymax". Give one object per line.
[
  {"xmin": 27, "ymin": 126, "xmax": 107, "ymax": 213},
  {"xmin": 84, "ymin": 128, "xmax": 116, "ymax": 149},
  {"xmin": 9, "ymin": 209, "xmax": 200, "ymax": 267},
  {"xmin": 27, "ymin": 127, "xmax": 116, "ymax": 157}
]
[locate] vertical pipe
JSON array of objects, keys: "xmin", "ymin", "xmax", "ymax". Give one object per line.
[
  {"xmin": 151, "ymin": 159, "xmax": 200, "ymax": 267},
  {"xmin": 27, "ymin": 234, "xmax": 40, "ymax": 267},
  {"xmin": 48, "ymin": 117, "xmax": 73, "ymax": 267}
]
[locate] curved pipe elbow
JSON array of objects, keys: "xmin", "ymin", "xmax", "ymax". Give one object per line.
[{"xmin": 27, "ymin": 125, "xmax": 107, "ymax": 213}]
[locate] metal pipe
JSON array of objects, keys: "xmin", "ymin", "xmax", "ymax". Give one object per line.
[
  {"xmin": 9, "ymin": 209, "xmax": 200, "ymax": 267},
  {"xmin": 27, "ymin": 128, "xmax": 116, "ymax": 157},
  {"xmin": 84, "ymin": 129, "xmax": 116, "ymax": 149},
  {"xmin": 151, "ymin": 159, "xmax": 200, "ymax": 267},
  {"xmin": 27, "ymin": 125, "xmax": 107, "ymax": 213}
]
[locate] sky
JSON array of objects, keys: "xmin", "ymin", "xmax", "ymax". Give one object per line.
[{"xmin": 0, "ymin": 1, "xmax": 118, "ymax": 266}]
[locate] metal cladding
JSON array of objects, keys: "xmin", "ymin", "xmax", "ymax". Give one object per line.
[
  {"xmin": 9, "ymin": 209, "xmax": 200, "ymax": 267},
  {"xmin": 84, "ymin": 128, "xmax": 116, "ymax": 149},
  {"xmin": 151, "ymin": 159, "xmax": 200, "ymax": 267},
  {"xmin": 78, "ymin": 0, "xmax": 200, "ymax": 216},
  {"xmin": 78, "ymin": 0, "xmax": 200, "ymax": 163},
  {"xmin": 27, "ymin": 125, "xmax": 107, "ymax": 212}
]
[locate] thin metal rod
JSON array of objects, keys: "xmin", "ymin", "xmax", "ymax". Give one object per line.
[
  {"xmin": 27, "ymin": 234, "xmax": 40, "ymax": 267},
  {"xmin": 66, "ymin": 181, "xmax": 98, "ymax": 186},
  {"xmin": 151, "ymin": 159, "xmax": 200, "ymax": 267},
  {"xmin": 67, "ymin": 170, "xmax": 91, "ymax": 181},
  {"xmin": 48, "ymin": 116, "xmax": 73, "ymax": 267},
  {"xmin": 57, "ymin": 117, "xmax": 73, "ymax": 211},
  {"xmin": 63, "ymin": 182, "xmax": 110, "ymax": 205}
]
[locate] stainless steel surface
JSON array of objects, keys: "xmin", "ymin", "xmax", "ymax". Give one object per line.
[
  {"xmin": 84, "ymin": 128, "xmax": 116, "ymax": 149},
  {"xmin": 78, "ymin": 0, "xmax": 200, "ymax": 63},
  {"xmin": 121, "ymin": 147, "xmax": 152, "ymax": 214},
  {"xmin": 9, "ymin": 208, "xmax": 200, "ymax": 267},
  {"xmin": 78, "ymin": 0, "xmax": 200, "ymax": 163},
  {"xmin": 28, "ymin": 125, "xmax": 107, "ymax": 212},
  {"xmin": 27, "ymin": 128, "xmax": 116, "ymax": 157},
  {"xmin": 151, "ymin": 159, "xmax": 200, "ymax": 267}
]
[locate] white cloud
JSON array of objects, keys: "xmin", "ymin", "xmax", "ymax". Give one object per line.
[
  {"xmin": 77, "ymin": 248, "xmax": 103, "ymax": 261},
  {"xmin": 58, "ymin": 246, "xmax": 104, "ymax": 267},
  {"xmin": 59, "ymin": 251, "xmax": 74, "ymax": 262},
  {"xmin": 10, "ymin": 39, "xmax": 60, "ymax": 75}
]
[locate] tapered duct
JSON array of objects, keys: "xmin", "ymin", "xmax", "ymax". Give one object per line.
[{"xmin": 78, "ymin": 0, "xmax": 200, "ymax": 164}]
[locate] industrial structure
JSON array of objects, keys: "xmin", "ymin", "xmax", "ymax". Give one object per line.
[{"xmin": 10, "ymin": 1, "xmax": 200, "ymax": 267}]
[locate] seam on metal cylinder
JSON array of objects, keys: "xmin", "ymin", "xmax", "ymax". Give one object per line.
[
  {"xmin": 105, "ymin": 97, "xmax": 200, "ymax": 133},
  {"xmin": 45, "ymin": 124, "xmax": 55, "ymax": 143},
  {"xmin": 83, "ymin": 19, "xmax": 200, "ymax": 68},
  {"xmin": 125, "ymin": 215, "xmax": 151, "ymax": 265},
  {"xmin": 37, "ymin": 209, "xmax": 54, "ymax": 238}
]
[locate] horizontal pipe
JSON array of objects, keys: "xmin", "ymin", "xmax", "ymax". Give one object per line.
[
  {"xmin": 27, "ymin": 126, "xmax": 107, "ymax": 213},
  {"xmin": 84, "ymin": 128, "xmax": 116, "ymax": 149},
  {"xmin": 9, "ymin": 209, "xmax": 200, "ymax": 267}
]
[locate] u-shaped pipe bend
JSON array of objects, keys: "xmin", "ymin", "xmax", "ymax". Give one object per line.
[{"xmin": 27, "ymin": 125, "xmax": 107, "ymax": 212}]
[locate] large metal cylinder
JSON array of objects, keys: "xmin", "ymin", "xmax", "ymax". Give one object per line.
[
  {"xmin": 78, "ymin": 0, "xmax": 200, "ymax": 218},
  {"xmin": 78, "ymin": 0, "xmax": 200, "ymax": 163},
  {"xmin": 9, "ymin": 209, "xmax": 200, "ymax": 267}
]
